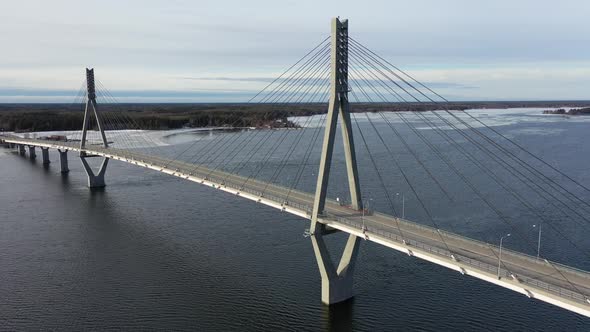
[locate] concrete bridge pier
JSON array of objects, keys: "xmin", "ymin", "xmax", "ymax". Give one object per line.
[
  {"xmin": 41, "ymin": 147, "xmax": 50, "ymax": 165},
  {"xmin": 58, "ymin": 149, "xmax": 69, "ymax": 173},
  {"xmin": 78, "ymin": 68, "xmax": 109, "ymax": 188},
  {"xmin": 311, "ymin": 229, "xmax": 361, "ymax": 304},
  {"xmin": 80, "ymin": 156, "xmax": 109, "ymax": 188},
  {"xmin": 307, "ymin": 18, "xmax": 363, "ymax": 305},
  {"xmin": 28, "ymin": 146, "xmax": 36, "ymax": 159},
  {"xmin": 18, "ymin": 144, "xmax": 25, "ymax": 156}
]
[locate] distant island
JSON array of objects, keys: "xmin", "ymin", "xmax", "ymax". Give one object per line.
[
  {"xmin": 542, "ymin": 107, "xmax": 590, "ymax": 115},
  {"xmin": 2, "ymin": 101, "xmax": 590, "ymax": 132}
]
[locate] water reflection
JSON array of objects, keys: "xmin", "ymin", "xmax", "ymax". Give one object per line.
[{"xmin": 324, "ymin": 298, "xmax": 354, "ymax": 332}]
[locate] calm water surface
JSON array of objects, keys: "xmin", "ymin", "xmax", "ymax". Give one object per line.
[{"xmin": 1, "ymin": 108, "xmax": 589, "ymax": 330}]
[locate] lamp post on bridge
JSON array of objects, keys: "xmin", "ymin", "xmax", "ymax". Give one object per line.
[
  {"xmin": 361, "ymin": 197, "xmax": 373, "ymax": 234},
  {"xmin": 533, "ymin": 222, "xmax": 542, "ymax": 259},
  {"xmin": 497, "ymin": 233, "xmax": 511, "ymax": 279},
  {"xmin": 396, "ymin": 192, "xmax": 405, "ymax": 219}
]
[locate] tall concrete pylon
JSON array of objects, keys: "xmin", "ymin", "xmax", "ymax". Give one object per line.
[
  {"xmin": 309, "ymin": 18, "xmax": 363, "ymax": 305},
  {"xmin": 79, "ymin": 68, "xmax": 109, "ymax": 188}
]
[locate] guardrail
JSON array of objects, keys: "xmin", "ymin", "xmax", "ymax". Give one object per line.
[{"xmin": 321, "ymin": 211, "xmax": 589, "ymax": 304}]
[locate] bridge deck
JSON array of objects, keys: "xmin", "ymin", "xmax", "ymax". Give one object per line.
[{"xmin": 3, "ymin": 135, "xmax": 590, "ymax": 318}]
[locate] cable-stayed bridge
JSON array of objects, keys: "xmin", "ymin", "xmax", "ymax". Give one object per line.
[{"xmin": 2, "ymin": 18, "xmax": 590, "ymax": 319}]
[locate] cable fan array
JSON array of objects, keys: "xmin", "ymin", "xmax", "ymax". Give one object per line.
[{"xmin": 65, "ymin": 35, "xmax": 590, "ymax": 289}]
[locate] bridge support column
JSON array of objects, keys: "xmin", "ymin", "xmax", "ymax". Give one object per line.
[
  {"xmin": 308, "ymin": 18, "xmax": 363, "ymax": 305},
  {"xmin": 312, "ymin": 230, "xmax": 360, "ymax": 304},
  {"xmin": 79, "ymin": 68, "xmax": 110, "ymax": 188},
  {"xmin": 58, "ymin": 149, "xmax": 69, "ymax": 173},
  {"xmin": 28, "ymin": 146, "xmax": 36, "ymax": 159},
  {"xmin": 41, "ymin": 147, "xmax": 50, "ymax": 165},
  {"xmin": 18, "ymin": 144, "xmax": 25, "ymax": 155},
  {"xmin": 80, "ymin": 156, "xmax": 108, "ymax": 188}
]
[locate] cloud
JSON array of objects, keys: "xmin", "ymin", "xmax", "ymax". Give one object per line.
[
  {"xmin": 182, "ymin": 77, "xmax": 278, "ymax": 82},
  {"xmin": 1, "ymin": 0, "xmax": 590, "ymax": 101},
  {"xmin": 0, "ymin": 87, "xmax": 254, "ymax": 101},
  {"xmin": 181, "ymin": 76, "xmax": 476, "ymax": 89}
]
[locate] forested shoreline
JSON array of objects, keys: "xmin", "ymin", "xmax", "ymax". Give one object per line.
[
  {"xmin": 1, "ymin": 101, "xmax": 589, "ymax": 132},
  {"xmin": 542, "ymin": 107, "xmax": 590, "ymax": 115}
]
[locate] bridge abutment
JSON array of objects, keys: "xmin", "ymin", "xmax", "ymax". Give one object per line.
[
  {"xmin": 58, "ymin": 149, "xmax": 69, "ymax": 173},
  {"xmin": 41, "ymin": 147, "xmax": 50, "ymax": 165}
]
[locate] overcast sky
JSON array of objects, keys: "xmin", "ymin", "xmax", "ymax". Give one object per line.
[{"xmin": 1, "ymin": 0, "xmax": 589, "ymax": 102}]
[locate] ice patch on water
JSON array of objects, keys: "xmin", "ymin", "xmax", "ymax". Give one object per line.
[
  {"xmin": 10, "ymin": 107, "xmax": 585, "ymax": 149},
  {"xmin": 505, "ymin": 127, "xmax": 565, "ymax": 137},
  {"xmin": 289, "ymin": 107, "xmax": 590, "ymax": 134},
  {"xmin": 11, "ymin": 129, "xmax": 172, "ymax": 149},
  {"xmin": 7, "ymin": 127, "xmax": 249, "ymax": 149}
]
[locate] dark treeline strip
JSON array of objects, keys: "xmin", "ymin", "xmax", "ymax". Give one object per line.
[
  {"xmin": 543, "ymin": 107, "xmax": 590, "ymax": 115},
  {"xmin": 0, "ymin": 104, "xmax": 313, "ymax": 132},
  {"xmin": 1, "ymin": 101, "xmax": 589, "ymax": 132}
]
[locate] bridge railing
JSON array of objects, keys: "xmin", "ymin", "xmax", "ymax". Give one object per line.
[
  {"xmin": 372, "ymin": 211, "xmax": 590, "ymax": 280},
  {"xmin": 322, "ymin": 211, "xmax": 590, "ymax": 305}
]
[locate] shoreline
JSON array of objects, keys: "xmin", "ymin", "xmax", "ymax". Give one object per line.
[{"xmin": 3, "ymin": 101, "xmax": 590, "ymax": 132}]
